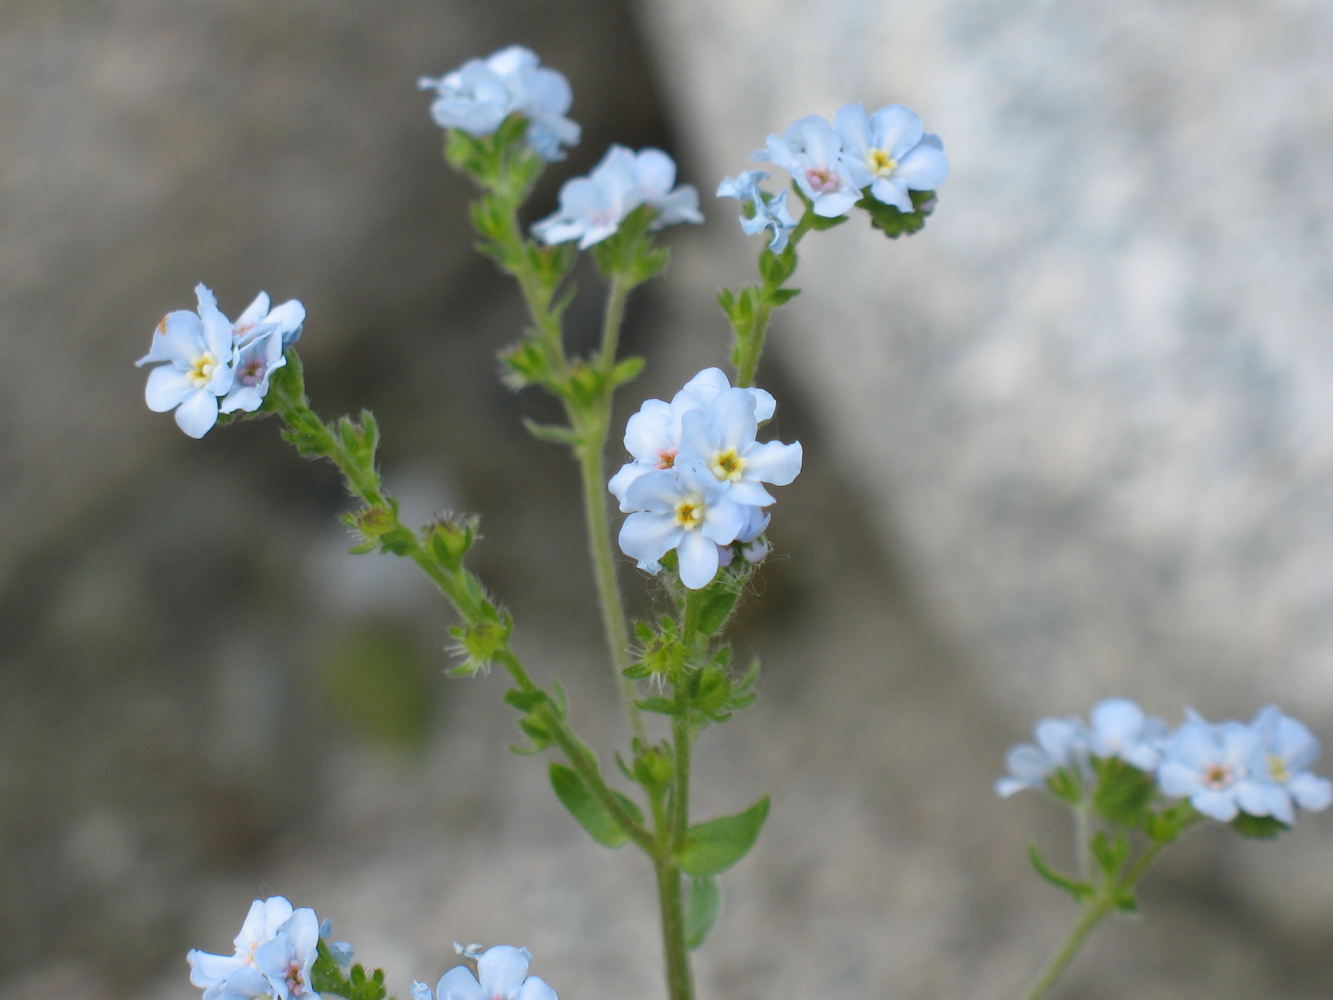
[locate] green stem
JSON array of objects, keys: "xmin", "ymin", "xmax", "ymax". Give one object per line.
[
  {"xmin": 1017, "ymin": 841, "xmax": 1168, "ymax": 1000},
  {"xmin": 733, "ymin": 207, "xmax": 816, "ymax": 389},
  {"xmin": 654, "ymin": 859, "xmax": 696, "ymax": 1000}
]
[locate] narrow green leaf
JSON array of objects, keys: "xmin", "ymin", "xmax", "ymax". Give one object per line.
[
  {"xmin": 677, "ymin": 795, "xmax": 770, "ymax": 876},
  {"xmin": 522, "ymin": 419, "xmax": 581, "ymax": 445},
  {"xmin": 697, "ymin": 585, "xmax": 740, "ymax": 635},
  {"xmin": 684, "ymin": 876, "xmax": 722, "ymax": 949},
  {"xmin": 549, "ymin": 763, "xmax": 630, "ymax": 848},
  {"xmin": 635, "ymin": 696, "xmax": 680, "ymax": 716},
  {"xmin": 1027, "ymin": 844, "xmax": 1095, "ymax": 903}
]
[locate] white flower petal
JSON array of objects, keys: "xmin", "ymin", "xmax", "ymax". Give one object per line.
[
  {"xmin": 619, "ymin": 512, "xmax": 682, "ymax": 564},
  {"xmin": 677, "ymin": 529, "xmax": 720, "ymax": 589},
  {"xmin": 748, "ymin": 387, "xmax": 776, "ymax": 422},
  {"xmin": 633, "ymin": 149, "xmax": 677, "ymax": 199},
  {"xmin": 436, "ymin": 967, "xmax": 486, "ymax": 1000},
  {"xmin": 894, "ymin": 142, "xmax": 950, "ymax": 191},
  {"xmin": 235, "ymin": 292, "xmax": 271, "ymax": 331},
  {"xmin": 870, "ymin": 104, "xmax": 924, "ymax": 160},
  {"xmin": 145, "ymin": 365, "xmax": 194, "ymax": 412},
  {"xmin": 681, "ymin": 368, "xmax": 731, "ymax": 406},
  {"xmin": 833, "ymin": 102, "xmax": 873, "ymax": 157},
  {"xmin": 478, "ymin": 946, "xmax": 530, "ymax": 1000},
  {"xmin": 139, "ymin": 310, "xmax": 206, "ymax": 366},
  {"xmin": 514, "ymin": 978, "xmax": 557, "ymax": 1000},
  {"xmin": 174, "ymin": 388, "xmax": 220, "ymax": 438},
  {"xmin": 744, "ymin": 440, "xmax": 802, "ymax": 486},
  {"xmin": 712, "ymin": 389, "xmax": 759, "ymax": 452},
  {"xmin": 1289, "ymin": 772, "xmax": 1332, "ymax": 811}
]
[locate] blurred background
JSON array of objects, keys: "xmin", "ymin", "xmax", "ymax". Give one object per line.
[{"xmin": 3, "ymin": 1, "xmax": 1333, "ymax": 998}]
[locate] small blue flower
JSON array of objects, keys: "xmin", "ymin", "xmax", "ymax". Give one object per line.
[
  {"xmin": 1246, "ymin": 705, "xmax": 1332, "ymax": 823},
  {"xmin": 834, "ymin": 103, "xmax": 948, "ymax": 212},
  {"xmin": 1086, "ymin": 697, "xmax": 1167, "ymax": 772},
  {"xmin": 533, "ymin": 146, "xmax": 700, "ymax": 249},
  {"xmin": 996, "ymin": 716, "xmax": 1086, "ymax": 797},
  {"xmin": 717, "ymin": 170, "xmax": 798, "ymax": 253},
  {"xmin": 1157, "ymin": 711, "xmax": 1267, "ymax": 822},
  {"xmin": 418, "ymin": 46, "xmax": 580, "ymax": 161},
  {"xmin": 137, "ymin": 284, "xmax": 237, "ymax": 438},
  {"xmin": 432, "ymin": 945, "xmax": 556, "ymax": 1000},
  {"xmin": 753, "ymin": 115, "xmax": 860, "ymax": 218},
  {"xmin": 327, "ymin": 942, "xmax": 354, "ymax": 970}
]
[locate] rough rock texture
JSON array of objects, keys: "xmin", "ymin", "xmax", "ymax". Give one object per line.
[{"xmin": 3, "ymin": 2, "xmax": 1333, "ymax": 1000}]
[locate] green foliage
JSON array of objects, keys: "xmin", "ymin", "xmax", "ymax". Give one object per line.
[
  {"xmin": 1091, "ymin": 757, "xmax": 1156, "ymax": 828},
  {"xmin": 684, "ymin": 876, "xmax": 722, "ymax": 949},
  {"xmin": 590, "ymin": 204, "xmax": 671, "ymax": 288},
  {"xmin": 676, "ymin": 795, "xmax": 770, "ymax": 876},
  {"xmin": 628, "ymin": 619, "xmax": 687, "ymax": 683},
  {"xmin": 688, "ymin": 651, "xmax": 759, "ymax": 724},
  {"xmin": 550, "ymin": 762, "xmax": 636, "ymax": 848},
  {"xmin": 1146, "ymin": 799, "xmax": 1199, "ymax": 844},
  {"xmin": 696, "ymin": 575, "xmax": 743, "ymax": 636},
  {"xmin": 448, "ymin": 600, "xmax": 513, "ymax": 676},
  {"xmin": 855, "ymin": 188, "xmax": 937, "ymax": 239},
  {"xmin": 1231, "ymin": 812, "xmax": 1290, "ymax": 840},
  {"xmin": 425, "ymin": 513, "xmax": 480, "ymax": 571},
  {"xmin": 1027, "ymin": 844, "xmax": 1095, "ymax": 904},
  {"xmin": 1044, "ymin": 765, "xmax": 1084, "ymax": 806},
  {"xmin": 623, "ymin": 739, "xmax": 675, "ymax": 799},
  {"xmin": 320, "ymin": 618, "xmax": 436, "ymax": 752},
  {"xmin": 311, "ymin": 940, "xmax": 390, "ymax": 1000}
]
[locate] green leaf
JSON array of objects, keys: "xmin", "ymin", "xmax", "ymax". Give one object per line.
[
  {"xmin": 549, "ymin": 763, "xmax": 631, "ymax": 848},
  {"xmin": 856, "ymin": 188, "xmax": 936, "ymax": 239},
  {"xmin": 610, "ymin": 355, "xmax": 646, "ymax": 387},
  {"xmin": 757, "ymin": 245, "xmax": 797, "ymax": 287},
  {"xmin": 1044, "ymin": 765, "xmax": 1083, "ymax": 805},
  {"xmin": 635, "ymin": 696, "xmax": 680, "ymax": 716},
  {"xmin": 1027, "ymin": 844, "xmax": 1096, "ymax": 903},
  {"xmin": 1092, "ymin": 757, "xmax": 1156, "ymax": 827},
  {"xmin": 1089, "ymin": 831, "xmax": 1129, "ymax": 881},
  {"xmin": 764, "ymin": 287, "xmax": 800, "ymax": 307},
  {"xmin": 677, "ymin": 795, "xmax": 770, "ymax": 876},
  {"xmin": 684, "ymin": 876, "xmax": 722, "ymax": 949},
  {"xmin": 697, "ymin": 583, "xmax": 740, "ymax": 636},
  {"xmin": 310, "ymin": 940, "xmax": 389, "ymax": 1000},
  {"xmin": 1231, "ymin": 812, "xmax": 1290, "ymax": 840},
  {"xmin": 522, "ymin": 419, "xmax": 581, "ymax": 445}
]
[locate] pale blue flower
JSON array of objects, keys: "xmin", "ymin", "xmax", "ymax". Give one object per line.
[
  {"xmin": 619, "ymin": 460, "xmax": 750, "ymax": 589},
  {"xmin": 188, "ymin": 897, "xmax": 318, "ymax": 1000},
  {"xmin": 718, "ymin": 504, "xmax": 771, "ymax": 568},
  {"xmin": 1086, "ymin": 697, "xmax": 1167, "ymax": 771},
  {"xmin": 253, "ymin": 907, "xmax": 320, "ymax": 1000},
  {"xmin": 608, "ymin": 368, "xmax": 776, "ymax": 511},
  {"xmin": 834, "ymin": 103, "xmax": 949, "ymax": 212},
  {"xmin": 676, "ymin": 387, "xmax": 802, "ymax": 509},
  {"xmin": 533, "ymin": 146, "xmax": 699, "ymax": 248},
  {"xmin": 327, "ymin": 942, "xmax": 354, "ymax": 969},
  {"xmin": 717, "ymin": 170, "xmax": 798, "ymax": 253},
  {"xmin": 1245, "ymin": 705, "xmax": 1332, "ymax": 824},
  {"xmin": 1157, "ymin": 711, "xmax": 1267, "ymax": 822},
  {"xmin": 418, "ymin": 46, "xmax": 579, "ymax": 161},
  {"xmin": 996, "ymin": 717, "xmax": 1086, "ymax": 797},
  {"xmin": 221, "ymin": 327, "xmax": 286, "ymax": 414},
  {"xmin": 137, "ymin": 284, "xmax": 237, "ymax": 438},
  {"xmin": 429, "ymin": 945, "xmax": 556, "ymax": 1000},
  {"xmin": 753, "ymin": 115, "xmax": 860, "ymax": 218},
  {"xmin": 230, "ymin": 291, "xmax": 306, "ymax": 349}
]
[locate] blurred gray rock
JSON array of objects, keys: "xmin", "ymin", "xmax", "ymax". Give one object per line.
[{"xmin": 641, "ymin": 0, "xmax": 1333, "ymax": 721}]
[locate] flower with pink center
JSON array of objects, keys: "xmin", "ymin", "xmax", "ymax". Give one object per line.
[
  {"xmin": 415, "ymin": 946, "xmax": 557, "ymax": 1000},
  {"xmin": 1158, "ymin": 711, "xmax": 1267, "ymax": 822},
  {"xmin": 753, "ymin": 114, "xmax": 859, "ymax": 217}
]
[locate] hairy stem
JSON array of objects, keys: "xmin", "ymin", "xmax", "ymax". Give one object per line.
[{"xmin": 654, "ymin": 859, "xmax": 696, "ymax": 1000}]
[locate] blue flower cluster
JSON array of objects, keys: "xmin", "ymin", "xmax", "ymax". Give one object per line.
[
  {"xmin": 718, "ymin": 102, "xmax": 949, "ymax": 248},
  {"xmin": 999, "ymin": 698, "xmax": 1332, "ymax": 826},
  {"xmin": 611, "ymin": 368, "xmax": 802, "ymax": 589},
  {"xmin": 418, "ymin": 46, "xmax": 580, "ymax": 161},
  {"xmin": 137, "ymin": 285, "xmax": 304, "ymax": 438}
]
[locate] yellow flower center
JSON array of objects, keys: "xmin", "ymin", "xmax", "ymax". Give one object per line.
[
  {"xmin": 710, "ymin": 448, "xmax": 746, "ymax": 482},
  {"xmin": 1268, "ymin": 754, "xmax": 1291, "ymax": 784},
  {"xmin": 673, "ymin": 497, "xmax": 705, "ymax": 530},
  {"xmin": 188, "ymin": 351, "xmax": 219, "ymax": 388},
  {"xmin": 866, "ymin": 148, "xmax": 897, "ymax": 178}
]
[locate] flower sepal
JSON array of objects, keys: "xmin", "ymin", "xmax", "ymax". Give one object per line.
[
  {"xmin": 1231, "ymin": 811, "xmax": 1291, "ymax": 840},
  {"xmin": 445, "ymin": 112, "xmax": 544, "ymax": 192},
  {"xmin": 310, "ymin": 939, "xmax": 387, "ymax": 1000},
  {"xmin": 855, "ymin": 186, "xmax": 937, "ymax": 239},
  {"xmin": 589, "ymin": 203, "xmax": 671, "ymax": 288}
]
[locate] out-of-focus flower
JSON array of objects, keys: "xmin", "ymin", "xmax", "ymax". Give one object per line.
[
  {"xmin": 834, "ymin": 102, "xmax": 949, "ymax": 212},
  {"xmin": 996, "ymin": 717, "xmax": 1085, "ymax": 797},
  {"xmin": 1245, "ymin": 705, "xmax": 1332, "ymax": 824},
  {"xmin": 753, "ymin": 115, "xmax": 860, "ymax": 218},
  {"xmin": 717, "ymin": 170, "xmax": 799, "ymax": 253},
  {"xmin": 231, "ymin": 291, "xmax": 306, "ymax": 349},
  {"xmin": 533, "ymin": 146, "xmax": 699, "ymax": 248},
  {"xmin": 137, "ymin": 283, "xmax": 236, "ymax": 438},
  {"xmin": 253, "ymin": 908, "xmax": 319, "ymax": 1000},
  {"xmin": 422, "ymin": 946, "xmax": 557, "ymax": 1000},
  {"xmin": 1086, "ymin": 697, "xmax": 1167, "ymax": 771},
  {"xmin": 418, "ymin": 46, "xmax": 579, "ymax": 160},
  {"xmin": 1157, "ymin": 712, "xmax": 1265, "ymax": 822}
]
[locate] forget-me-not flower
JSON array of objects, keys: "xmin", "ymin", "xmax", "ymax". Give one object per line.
[
  {"xmin": 1157, "ymin": 711, "xmax": 1267, "ymax": 822},
  {"xmin": 619, "ymin": 460, "xmax": 750, "ymax": 590},
  {"xmin": 417, "ymin": 945, "xmax": 557, "ymax": 1000},
  {"xmin": 608, "ymin": 368, "xmax": 777, "ymax": 511},
  {"xmin": 1245, "ymin": 705, "xmax": 1333, "ymax": 824},
  {"xmin": 1085, "ymin": 697, "xmax": 1167, "ymax": 771},
  {"xmin": 533, "ymin": 146, "xmax": 699, "ymax": 248},
  {"xmin": 677, "ymin": 388, "xmax": 803, "ymax": 509},
  {"xmin": 188, "ymin": 897, "xmax": 321, "ymax": 1000},
  {"xmin": 754, "ymin": 115, "xmax": 860, "ymax": 218},
  {"xmin": 418, "ymin": 46, "xmax": 580, "ymax": 161},
  {"xmin": 137, "ymin": 284, "xmax": 237, "ymax": 438},
  {"xmin": 231, "ymin": 291, "xmax": 306, "ymax": 349},
  {"xmin": 717, "ymin": 170, "xmax": 799, "ymax": 253},
  {"xmin": 996, "ymin": 716, "xmax": 1086, "ymax": 797},
  {"xmin": 834, "ymin": 103, "xmax": 949, "ymax": 212}
]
